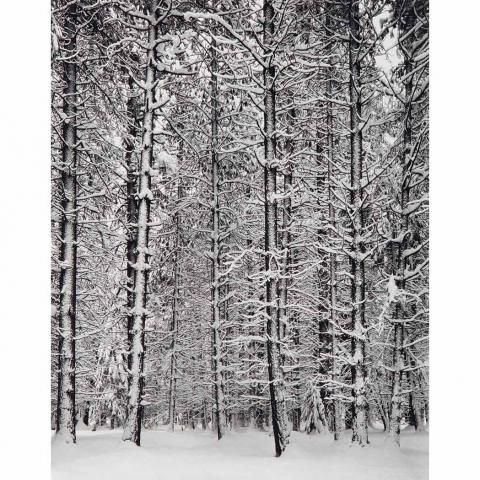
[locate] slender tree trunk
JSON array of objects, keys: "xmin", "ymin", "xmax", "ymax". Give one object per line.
[
  {"xmin": 263, "ymin": 0, "xmax": 289, "ymax": 457},
  {"xmin": 245, "ymin": 232, "xmax": 258, "ymax": 429},
  {"xmin": 291, "ymin": 312, "xmax": 302, "ymax": 432},
  {"xmin": 277, "ymin": 108, "xmax": 294, "ymax": 435},
  {"xmin": 325, "ymin": 12, "xmax": 341, "ymax": 437},
  {"xmin": 389, "ymin": 305, "xmax": 405, "ymax": 443},
  {"xmin": 408, "ymin": 368, "xmax": 426, "ymax": 431},
  {"xmin": 245, "ymin": 208, "xmax": 267, "ymax": 432},
  {"xmin": 277, "ymin": 109, "xmax": 294, "ymax": 348},
  {"xmin": 388, "ymin": 4, "xmax": 415, "ymax": 446},
  {"xmin": 122, "ymin": 10, "xmax": 158, "ymax": 446},
  {"xmin": 125, "ymin": 72, "xmax": 139, "ymax": 390},
  {"xmin": 348, "ymin": 0, "xmax": 368, "ymax": 447},
  {"xmin": 210, "ymin": 34, "xmax": 226, "ymax": 440},
  {"xmin": 168, "ymin": 181, "xmax": 182, "ymax": 432},
  {"xmin": 56, "ymin": 1, "xmax": 78, "ymax": 444},
  {"xmin": 201, "ymin": 400, "xmax": 208, "ymax": 430},
  {"xmin": 315, "ymin": 124, "xmax": 330, "ymax": 395},
  {"xmin": 89, "ymin": 346, "xmax": 106, "ymax": 431}
]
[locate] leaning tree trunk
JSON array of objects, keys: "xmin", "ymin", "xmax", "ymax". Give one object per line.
[
  {"xmin": 122, "ymin": 11, "xmax": 158, "ymax": 446},
  {"xmin": 55, "ymin": 0, "xmax": 78, "ymax": 444},
  {"xmin": 210, "ymin": 34, "xmax": 227, "ymax": 440},
  {"xmin": 348, "ymin": 0, "xmax": 368, "ymax": 447},
  {"xmin": 263, "ymin": 0, "xmax": 289, "ymax": 457}
]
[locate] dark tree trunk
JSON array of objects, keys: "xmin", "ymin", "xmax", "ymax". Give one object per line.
[
  {"xmin": 168, "ymin": 180, "xmax": 183, "ymax": 431},
  {"xmin": 210, "ymin": 33, "xmax": 227, "ymax": 440},
  {"xmin": 388, "ymin": 2, "xmax": 418, "ymax": 446},
  {"xmin": 263, "ymin": 0, "xmax": 289, "ymax": 457},
  {"xmin": 122, "ymin": 3, "xmax": 159, "ymax": 446},
  {"xmin": 56, "ymin": 0, "xmax": 78, "ymax": 444},
  {"xmin": 124, "ymin": 72, "xmax": 139, "ymax": 389},
  {"xmin": 348, "ymin": 0, "xmax": 368, "ymax": 447}
]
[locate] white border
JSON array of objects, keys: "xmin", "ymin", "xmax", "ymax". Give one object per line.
[
  {"xmin": 0, "ymin": 1, "xmax": 51, "ymax": 479},
  {"xmin": 430, "ymin": 1, "xmax": 480, "ymax": 478}
]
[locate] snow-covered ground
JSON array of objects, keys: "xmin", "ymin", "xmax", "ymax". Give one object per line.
[{"xmin": 52, "ymin": 427, "xmax": 428, "ymax": 480}]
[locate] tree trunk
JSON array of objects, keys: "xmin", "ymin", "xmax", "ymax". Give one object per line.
[
  {"xmin": 325, "ymin": 10, "xmax": 341, "ymax": 437},
  {"xmin": 125, "ymin": 72, "xmax": 139, "ymax": 391},
  {"xmin": 277, "ymin": 109, "xmax": 294, "ymax": 351},
  {"xmin": 348, "ymin": 0, "xmax": 368, "ymax": 447},
  {"xmin": 388, "ymin": 3, "xmax": 415, "ymax": 447},
  {"xmin": 315, "ymin": 121, "xmax": 330, "ymax": 402},
  {"xmin": 277, "ymin": 108, "xmax": 294, "ymax": 434},
  {"xmin": 263, "ymin": 0, "xmax": 289, "ymax": 457},
  {"xmin": 56, "ymin": 0, "xmax": 78, "ymax": 444},
  {"xmin": 388, "ymin": 306, "xmax": 405, "ymax": 443},
  {"xmin": 291, "ymin": 314, "xmax": 302, "ymax": 432},
  {"xmin": 407, "ymin": 370, "xmax": 426, "ymax": 432},
  {"xmin": 168, "ymin": 181, "xmax": 182, "ymax": 432},
  {"xmin": 122, "ymin": 10, "xmax": 158, "ymax": 446},
  {"xmin": 210, "ymin": 34, "xmax": 227, "ymax": 440}
]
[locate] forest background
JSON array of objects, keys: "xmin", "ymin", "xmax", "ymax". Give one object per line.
[{"xmin": 0, "ymin": 1, "xmax": 478, "ymax": 479}]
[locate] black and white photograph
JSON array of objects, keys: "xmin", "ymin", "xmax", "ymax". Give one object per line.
[
  {"xmin": 49, "ymin": 1, "xmax": 430, "ymax": 478},
  {"xmin": 10, "ymin": 1, "xmax": 480, "ymax": 479}
]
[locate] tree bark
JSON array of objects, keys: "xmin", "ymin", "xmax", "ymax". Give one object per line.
[
  {"xmin": 210, "ymin": 34, "xmax": 227, "ymax": 440},
  {"xmin": 168, "ymin": 180, "xmax": 183, "ymax": 432},
  {"xmin": 277, "ymin": 108, "xmax": 294, "ymax": 351},
  {"xmin": 291, "ymin": 312, "xmax": 302, "ymax": 432},
  {"xmin": 348, "ymin": 0, "xmax": 368, "ymax": 447},
  {"xmin": 325, "ymin": 9, "xmax": 341, "ymax": 438},
  {"xmin": 263, "ymin": 0, "xmax": 289, "ymax": 457},
  {"xmin": 277, "ymin": 108, "xmax": 294, "ymax": 434},
  {"xmin": 124, "ymin": 71, "xmax": 139, "ymax": 390},
  {"xmin": 56, "ymin": 0, "xmax": 78, "ymax": 444},
  {"xmin": 122, "ymin": 6, "xmax": 158, "ymax": 445},
  {"xmin": 388, "ymin": 2, "xmax": 416, "ymax": 446}
]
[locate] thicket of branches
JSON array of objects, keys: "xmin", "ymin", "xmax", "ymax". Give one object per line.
[{"xmin": 51, "ymin": 0, "xmax": 429, "ymax": 455}]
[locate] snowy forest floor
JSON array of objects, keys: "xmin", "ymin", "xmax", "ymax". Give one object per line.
[{"xmin": 52, "ymin": 426, "xmax": 428, "ymax": 480}]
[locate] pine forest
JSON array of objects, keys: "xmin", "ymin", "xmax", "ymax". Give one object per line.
[{"xmin": 50, "ymin": 1, "xmax": 429, "ymax": 478}]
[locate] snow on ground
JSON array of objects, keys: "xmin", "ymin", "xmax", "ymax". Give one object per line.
[{"xmin": 52, "ymin": 427, "xmax": 428, "ymax": 480}]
